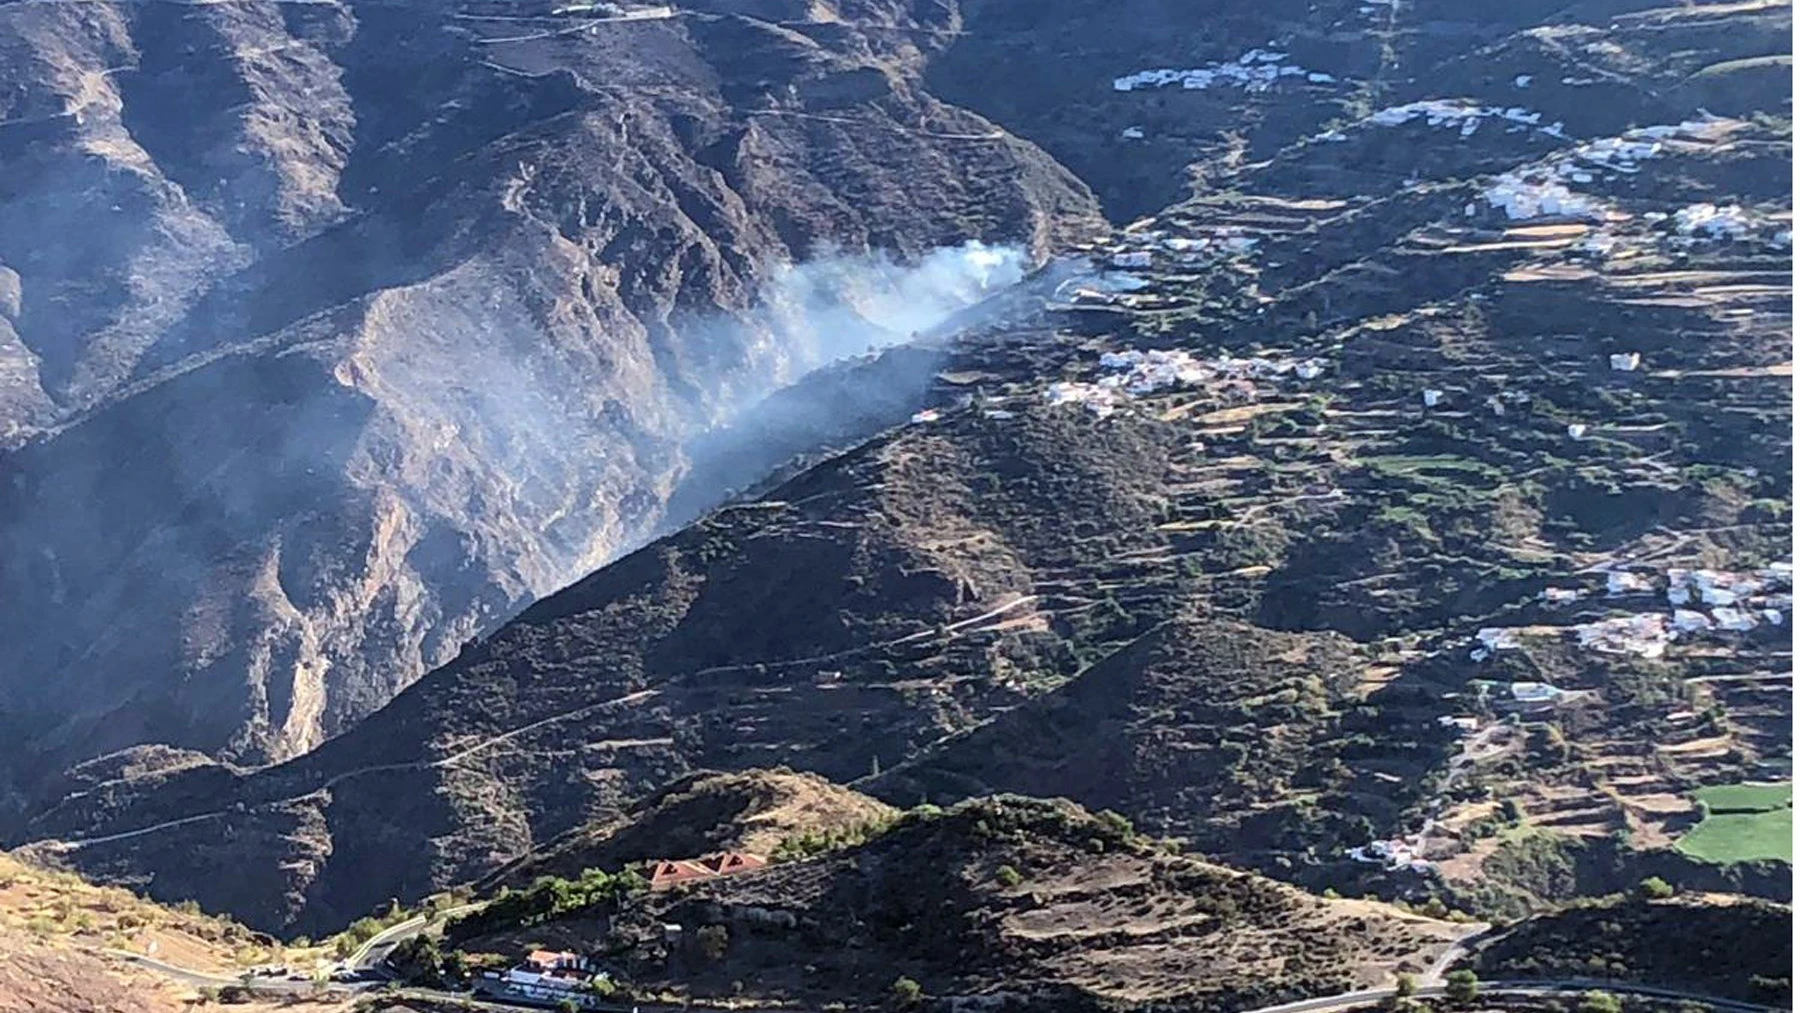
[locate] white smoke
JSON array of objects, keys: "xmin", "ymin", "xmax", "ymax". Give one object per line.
[{"xmin": 753, "ymin": 240, "xmax": 1029, "ymax": 379}]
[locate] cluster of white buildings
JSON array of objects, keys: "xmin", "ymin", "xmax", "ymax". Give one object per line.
[
  {"xmin": 1366, "ymin": 100, "xmax": 1567, "ymax": 139},
  {"xmin": 1473, "ymin": 562, "xmax": 1791, "ymax": 668},
  {"xmin": 1079, "ymin": 229, "xmax": 1260, "ymax": 282},
  {"xmin": 1347, "ymin": 818, "xmax": 1438, "ymax": 872},
  {"xmin": 1467, "ymin": 115, "xmax": 1784, "ymax": 251},
  {"xmin": 1044, "ymin": 348, "xmax": 1327, "ymax": 418},
  {"xmin": 1481, "ymin": 177, "xmax": 1608, "ymax": 222},
  {"xmin": 1113, "ymin": 48, "xmax": 1335, "ymax": 94}
]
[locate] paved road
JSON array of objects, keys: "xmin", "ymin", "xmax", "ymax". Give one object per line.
[
  {"xmin": 102, "ymin": 899, "xmax": 485, "ymax": 996},
  {"xmin": 104, "ymin": 949, "xmax": 334, "ymax": 995},
  {"xmin": 1240, "ymin": 980, "xmax": 1781, "ymax": 1013},
  {"xmin": 1422, "ymin": 924, "xmax": 1492, "ymax": 985},
  {"xmin": 110, "ymin": 942, "xmax": 1781, "ymax": 1013},
  {"xmin": 350, "ymin": 902, "xmax": 486, "ymax": 975}
]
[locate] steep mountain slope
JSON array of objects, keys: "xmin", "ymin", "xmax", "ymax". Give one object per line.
[
  {"xmin": 0, "ymin": 0, "xmax": 1103, "ymax": 821},
  {"xmin": 13, "ymin": 0, "xmax": 1791, "ymax": 941},
  {"xmin": 454, "ymin": 796, "xmax": 1472, "ymax": 1012},
  {"xmin": 483, "ymin": 767, "xmax": 898, "ymax": 887}
]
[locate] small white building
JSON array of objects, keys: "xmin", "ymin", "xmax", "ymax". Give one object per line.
[
  {"xmin": 1508, "ymin": 682, "xmax": 1565, "ymax": 706},
  {"xmin": 485, "ymin": 950, "xmax": 605, "ymax": 1004}
]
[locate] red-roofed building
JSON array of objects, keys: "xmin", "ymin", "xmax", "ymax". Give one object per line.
[
  {"xmin": 648, "ymin": 859, "xmax": 717, "ymax": 889},
  {"xmin": 649, "ymin": 851, "xmax": 769, "ymax": 889}
]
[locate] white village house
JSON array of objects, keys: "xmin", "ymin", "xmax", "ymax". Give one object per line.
[{"xmin": 480, "ymin": 949, "xmax": 608, "ymax": 1004}]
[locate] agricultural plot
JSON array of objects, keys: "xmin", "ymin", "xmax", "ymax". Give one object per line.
[{"xmin": 1676, "ymin": 782, "xmax": 1793, "ymax": 864}]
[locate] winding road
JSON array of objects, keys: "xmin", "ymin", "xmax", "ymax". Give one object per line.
[
  {"xmin": 349, "ymin": 902, "xmax": 486, "ymax": 976},
  {"xmin": 1239, "ymin": 980, "xmax": 1780, "ymax": 1013},
  {"xmin": 106, "ymin": 927, "xmax": 1782, "ymax": 1013}
]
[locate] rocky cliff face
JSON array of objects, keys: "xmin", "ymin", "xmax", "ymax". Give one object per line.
[{"xmin": 0, "ymin": 0, "xmax": 1102, "ymax": 819}]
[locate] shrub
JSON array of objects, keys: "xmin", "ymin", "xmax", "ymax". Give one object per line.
[
  {"xmin": 1638, "ymin": 876, "xmax": 1674, "ymax": 900},
  {"xmin": 996, "ymin": 865, "xmax": 1023, "ymax": 888},
  {"xmin": 1445, "ymin": 969, "xmax": 1480, "ymax": 1003},
  {"xmin": 1577, "ymin": 991, "xmax": 1622, "ymax": 1013},
  {"xmin": 892, "ymin": 976, "xmax": 924, "ymax": 1007},
  {"xmin": 697, "ymin": 924, "xmax": 729, "ymax": 961},
  {"xmin": 1097, "ymin": 809, "xmax": 1136, "ymax": 840}
]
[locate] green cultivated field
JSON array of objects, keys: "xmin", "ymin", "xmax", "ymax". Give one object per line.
[{"xmin": 1676, "ymin": 782, "xmax": 1793, "ymax": 865}]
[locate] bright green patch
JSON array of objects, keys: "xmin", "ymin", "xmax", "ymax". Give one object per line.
[
  {"xmin": 1676, "ymin": 781, "xmax": 1793, "ymax": 865},
  {"xmin": 1695, "ymin": 782, "xmax": 1792, "ymax": 813}
]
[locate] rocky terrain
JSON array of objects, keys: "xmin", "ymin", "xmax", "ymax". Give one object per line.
[
  {"xmin": 0, "ymin": 0, "xmax": 1100, "ymax": 820},
  {"xmin": 4, "ymin": 0, "xmax": 1790, "ymax": 970},
  {"xmin": 453, "ymin": 795, "xmax": 1473, "ymax": 1013}
]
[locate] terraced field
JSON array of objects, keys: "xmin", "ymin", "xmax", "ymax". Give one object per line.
[{"xmin": 1678, "ymin": 781, "xmax": 1794, "ymax": 863}]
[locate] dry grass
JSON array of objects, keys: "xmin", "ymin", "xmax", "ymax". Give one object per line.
[
  {"xmin": 0, "ymin": 854, "xmax": 353, "ymax": 1012},
  {"xmin": 0, "ymin": 853, "xmax": 266, "ymax": 969}
]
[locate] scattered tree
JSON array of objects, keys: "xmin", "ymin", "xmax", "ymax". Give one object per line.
[
  {"xmin": 1577, "ymin": 991, "xmax": 1623, "ymax": 1013},
  {"xmin": 697, "ymin": 924, "xmax": 729, "ymax": 961},
  {"xmin": 996, "ymin": 865, "xmax": 1023, "ymax": 888},
  {"xmin": 1638, "ymin": 876, "xmax": 1675, "ymax": 900},
  {"xmin": 1394, "ymin": 973, "xmax": 1417, "ymax": 997},
  {"xmin": 1445, "ymin": 969, "xmax": 1480, "ymax": 1003}
]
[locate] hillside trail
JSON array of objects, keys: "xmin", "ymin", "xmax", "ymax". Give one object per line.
[{"xmin": 39, "ymin": 689, "xmax": 663, "ymax": 851}]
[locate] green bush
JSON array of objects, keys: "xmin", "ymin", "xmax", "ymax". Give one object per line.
[
  {"xmin": 892, "ymin": 976, "xmax": 924, "ymax": 1007},
  {"xmin": 1445, "ymin": 969, "xmax": 1480, "ymax": 1003},
  {"xmin": 445, "ymin": 867, "xmax": 645, "ymax": 944},
  {"xmin": 996, "ymin": 865, "xmax": 1023, "ymax": 888},
  {"xmin": 1638, "ymin": 876, "xmax": 1674, "ymax": 900}
]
